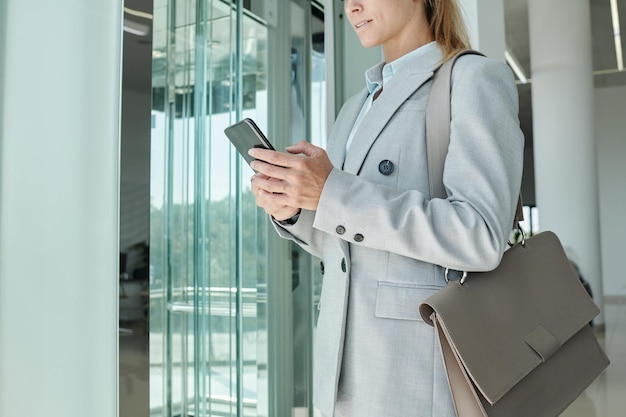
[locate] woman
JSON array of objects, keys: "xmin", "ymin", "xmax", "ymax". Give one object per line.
[{"xmin": 249, "ymin": 0, "xmax": 524, "ymax": 416}]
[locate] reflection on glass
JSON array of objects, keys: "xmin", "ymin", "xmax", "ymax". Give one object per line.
[
  {"xmin": 311, "ymin": 3, "xmax": 327, "ymax": 150},
  {"xmin": 150, "ymin": 1, "xmax": 327, "ymax": 416},
  {"xmin": 150, "ymin": 0, "xmax": 268, "ymax": 415}
]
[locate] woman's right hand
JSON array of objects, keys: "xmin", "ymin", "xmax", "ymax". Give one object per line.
[{"xmin": 250, "ymin": 172, "xmax": 301, "ymax": 222}]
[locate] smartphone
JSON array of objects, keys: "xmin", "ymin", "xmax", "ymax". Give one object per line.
[{"xmin": 224, "ymin": 118, "xmax": 275, "ymax": 166}]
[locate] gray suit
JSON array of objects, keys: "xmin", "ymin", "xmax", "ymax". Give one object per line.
[{"xmin": 275, "ymin": 43, "xmax": 524, "ymax": 417}]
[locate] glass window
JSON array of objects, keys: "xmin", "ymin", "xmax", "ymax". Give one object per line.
[
  {"xmin": 150, "ymin": 0, "xmax": 269, "ymax": 415},
  {"xmin": 150, "ymin": 1, "xmax": 326, "ymax": 416}
]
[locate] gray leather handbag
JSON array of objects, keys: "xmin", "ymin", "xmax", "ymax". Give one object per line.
[{"xmin": 419, "ymin": 50, "xmax": 610, "ymax": 417}]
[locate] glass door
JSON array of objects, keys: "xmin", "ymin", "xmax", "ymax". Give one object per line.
[{"xmin": 149, "ymin": 1, "xmax": 326, "ymax": 416}]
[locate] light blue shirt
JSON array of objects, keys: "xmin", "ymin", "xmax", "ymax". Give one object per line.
[{"xmin": 345, "ymin": 42, "xmax": 437, "ymax": 151}]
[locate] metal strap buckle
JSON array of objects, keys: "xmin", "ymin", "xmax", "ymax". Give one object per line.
[
  {"xmin": 445, "ymin": 225, "xmax": 528, "ymax": 286},
  {"xmin": 445, "ymin": 268, "xmax": 468, "ymax": 285}
]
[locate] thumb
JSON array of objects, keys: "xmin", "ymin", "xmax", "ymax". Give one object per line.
[{"xmin": 286, "ymin": 140, "xmax": 321, "ymax": 157}]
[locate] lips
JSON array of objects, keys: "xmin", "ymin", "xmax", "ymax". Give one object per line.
[{"xmin": 355, "ymin": 19, "xmax": 372, "ymax": 29}]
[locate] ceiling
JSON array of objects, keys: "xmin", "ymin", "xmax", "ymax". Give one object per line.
[
  {"xmin": 122, "ymin": 0, "xmax": 154, "ymax": 94},
  {"xmin": 505, "ymin": 0, "xmax": 626, "ymax": 88},
  {"xmin": 122, "ymin": 0, "xmax": 626, "ymax": 143},
  {"xmin": 504, "ymin": 0, "xmax": 626, "ymax": 151}
]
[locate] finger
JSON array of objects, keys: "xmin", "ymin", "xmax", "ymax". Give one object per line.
[
  {"xmin": 247, "ymin": 148, "xmax": 283, "ymax": 165},
  {"xmin": 250, "ymin": 159, "xmax": 292, "ymax": 181},
  {"xmin": 251, "ymin": 172, "xmax": 270, "ymax": 183},
  {"xmin": 258, "ymin": 188, "xmax": 291, "ymax": 206},
  {"xmin": 285, "ymin": 140, "xmax": 322, "ymax": 157},
  {"xmin": 248, "ymin": 148, "xmax": 306, "ymax": 170},
  {"xmin": 253, "ymin": 174, "xmax": 286, "ymax": 194},
  {"xmin": 256, "ymin": 189, "xmax": 294, "ymax": 216},
  {"xmin": 250, "ymin": 173, "xmax": 263, "ymax": 194}
]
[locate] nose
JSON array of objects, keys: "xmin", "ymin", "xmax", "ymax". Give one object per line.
[{"xmin": 344, "ymin": 0, "xmax": 362, "ymax": 13}]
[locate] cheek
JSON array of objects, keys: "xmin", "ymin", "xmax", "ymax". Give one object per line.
[{"xmin": 353, "ymin": 25, "xmax": 383, "ymax": 46}]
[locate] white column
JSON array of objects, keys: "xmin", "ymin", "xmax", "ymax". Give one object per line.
[
  {"xmin": 528, "ymin": 0, "xmax": 604, "ymax": 324},
  {"xmin": 458, "ymin": 0, "xmax": 506, "ymax": 61},
  {"xmin": 0, "ymin": 1, "xmax": 121, "ymax": 415}
]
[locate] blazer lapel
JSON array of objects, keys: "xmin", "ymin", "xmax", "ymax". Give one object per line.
[
  {"xmin": 343, "ymin": 45, "xmax": 444, "ymax": 175},
  {"xmin": 326, "ymin": 88, "xmax": 369, "ymax": 168}
]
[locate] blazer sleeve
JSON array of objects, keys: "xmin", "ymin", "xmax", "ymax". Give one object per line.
[
  {"xmin": 271, "ymin": 209, "xmax": 325, "ymax": 259},
  {"xmin": 312, "ymin": 56, "xmax": 524, "ymax": 272}
]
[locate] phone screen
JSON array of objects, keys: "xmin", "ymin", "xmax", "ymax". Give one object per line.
[{"xmin": 224, "ymin": 118, "xmax": 275, "ymax": 166}]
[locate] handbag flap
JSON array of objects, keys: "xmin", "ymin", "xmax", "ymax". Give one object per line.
[{"xmin": 419, "ymin": 231, "xmax": 600, "ymax": 404}]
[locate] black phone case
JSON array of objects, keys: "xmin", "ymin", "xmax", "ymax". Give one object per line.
[{"xmin": 224, "ymin": 118, "xmax": 275, "ymax": 166}]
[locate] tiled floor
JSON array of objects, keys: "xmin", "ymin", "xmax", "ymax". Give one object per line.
[
  {"xmin": 561, "ymin": 300, "xmax": 626, "ymax": 417},
  {"xmin": 120, "ymin": 321, "xmax": 149, "ymax": 417},
  {"xmin": 120, "ymin": 301, "xmax": 626, "ymax": 416}
]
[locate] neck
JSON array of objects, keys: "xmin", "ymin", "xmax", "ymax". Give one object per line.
[{"xmin": 383, "ymin": 34, "xmax": 434, "ymax": 63}]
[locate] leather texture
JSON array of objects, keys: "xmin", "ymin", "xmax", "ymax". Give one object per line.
[
  {"xmin": 420, "ymin": 231, "xmax": 610, "ymax": 416},
  {"xmin": 419, "ymin": 50, "xmax": 610, "ymax": 417}
]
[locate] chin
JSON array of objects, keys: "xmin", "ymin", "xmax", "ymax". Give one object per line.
[{"xmin": 357, "ymin": 38, "xmax": 379, "ymax": 49}]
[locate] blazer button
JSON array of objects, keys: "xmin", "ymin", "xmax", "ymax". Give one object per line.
[
  {"xmin": 378, "ymin": 160, "xmax": 394, "ymax": 175},
  {"xmin": 336, "ymin": 225, "xmax": 346, "ymax": 235},
  {"xmin": 354, "ymin": 233, "xmax": 364, "ymax": 242},
  {"xmin": 320, "ymin": 261, "xmax": 325, "ymax": 275},
  {"xmin": 341, "ymin": 258, "xmax": 347, "ymax": 272}
]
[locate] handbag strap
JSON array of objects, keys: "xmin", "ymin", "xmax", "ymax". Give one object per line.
[{"xmin": 425, "ymin": 49, "xmax": 524, "ymax": 229}]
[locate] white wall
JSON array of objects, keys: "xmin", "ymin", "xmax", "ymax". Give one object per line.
[
  {"xmin": 0, "ymin": 1, "xmax": 121, "ymax": 416},
  {"xmin": 595, "ymin": 85, "xmax": 626, "ymax": 297},
  {"xmin": 458, "ymin": 0, "xmax": 506, "ymax": 60}
]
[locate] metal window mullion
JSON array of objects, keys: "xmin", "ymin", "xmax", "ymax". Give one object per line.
[
  {"xmin": 234, "ymin": 2, "xmax": 246, "ymax": 415},
  {"xmin": 164, "ymin": 0, "xmax": 178, "ymax": 414},
  {"xmin": 193, "ymin": 0, "xmax": 209, "ymax": 416},
  {"xmin": 265, "ymin": 1, "xmax": 296, "ymax": 416}
]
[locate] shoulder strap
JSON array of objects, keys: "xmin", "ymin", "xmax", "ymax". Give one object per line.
[{"xmin": 425, "ymin": 49, "xmax": 524, "ymax": 228}]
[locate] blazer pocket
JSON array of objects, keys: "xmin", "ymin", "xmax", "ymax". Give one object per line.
[{"xmin": 374, "ymin": 282, "xmax": 443, "ymax": 321}]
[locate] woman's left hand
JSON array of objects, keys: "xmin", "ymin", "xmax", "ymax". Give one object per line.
[{"xmin": 249, "ymin": 140, "xmax": 334, "ymax": 211}]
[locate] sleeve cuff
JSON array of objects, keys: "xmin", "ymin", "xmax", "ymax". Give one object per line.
[{"xmin": 276, "ymin": 211, "xmax": 301, "ymax": 226}]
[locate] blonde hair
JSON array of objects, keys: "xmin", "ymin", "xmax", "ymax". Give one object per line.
[{"xmin": 424, "ymin": 0, "xmax": 471, "ymax": 61}]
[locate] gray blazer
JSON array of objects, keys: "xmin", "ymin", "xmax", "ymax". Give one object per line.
[{"xmin": 275, "ymin": 43, "xmax": 524, "ymax": 417}]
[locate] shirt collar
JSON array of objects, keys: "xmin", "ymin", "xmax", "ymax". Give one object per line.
[{"xmin": 365, "ymin": 41, "xmax": 438, "ymax": 95}]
